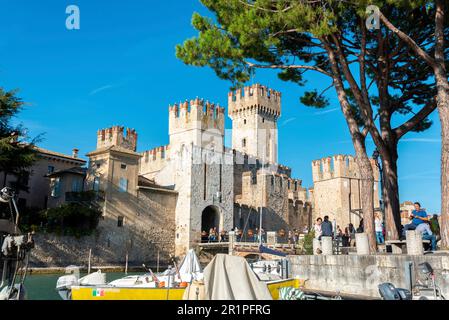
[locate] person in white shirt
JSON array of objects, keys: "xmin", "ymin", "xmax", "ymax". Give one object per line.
[
  {"xmin": 374, "ymin": 213, "xmax": 384, "ymax": 244},
  {"xmin": 314, "ymin": 217, "xmax": 322, "ymax": 240},
  {"xmin": 416, "ymin": 222, "xmax": 437, "ymax": 251}
]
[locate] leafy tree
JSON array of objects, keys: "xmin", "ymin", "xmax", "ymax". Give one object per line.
[
  {"xmin": 0, "ymin": 87, "xmax": 37, "ymax": 189},
  {"xmin": 176, "ymin": 0, "xmax": 439, "ymax": 247}
]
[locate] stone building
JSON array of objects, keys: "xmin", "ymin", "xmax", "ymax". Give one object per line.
[
  {"xmin": 311, "ymin": 155, "xmax": 380, "ymax": 228},
  {"xmin": 82, "ymin": 84, "xmax": 314, "ymax": 258},
  {"xmin": 1, "ymin": 147, "xmax": 85, "ymax": 210},
  {"xmin": 4, "ymin": 83, "xmax": 382, "ymax": 266}
]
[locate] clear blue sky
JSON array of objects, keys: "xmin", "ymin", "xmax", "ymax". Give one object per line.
[{"xmin": 0, "ymin": 0, "xmax": 442, "ymax": 213}]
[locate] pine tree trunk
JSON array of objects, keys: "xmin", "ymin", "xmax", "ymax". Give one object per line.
[
  {"xmin": 380, "ymin": 154, "xmax": 402, "ymax": 240},
  {"xmin": 354, "ymin": 152, "xmax": 377, "ymax": 253},
  {"xmin": 435, "ymin": 68, "xmax": 449, "ymax": 249}
]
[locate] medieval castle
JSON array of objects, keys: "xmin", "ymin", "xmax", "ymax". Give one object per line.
[{"xmin": 5, "ymin": 84, "xmax": 379, "ymax": 264}]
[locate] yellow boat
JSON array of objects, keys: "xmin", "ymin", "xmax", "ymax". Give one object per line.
[{"xmin": 70, "ymin": 278, "xmax": 302, "ymax": 300}]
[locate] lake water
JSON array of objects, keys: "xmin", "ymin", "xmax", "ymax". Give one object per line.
[{"xmin": 24, "ymin": 272, "xmax": 143, "ymax": 300}]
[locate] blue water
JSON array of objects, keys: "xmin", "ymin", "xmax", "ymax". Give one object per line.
[{"xmin": 24, "ymin": 272, "xmax": 143, "ymax": 300}]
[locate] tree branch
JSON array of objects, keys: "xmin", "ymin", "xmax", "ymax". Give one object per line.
[
  {"xmin": 379, "ymin": 11, "xmax": 437, "ymax": 69},
  {"xmin": 394, "ymin": 99, "xmax": 437, "ymax": 139},
  {"xmin": 245, "ymin": 61, "xmax": 332, "ymax": 77}
]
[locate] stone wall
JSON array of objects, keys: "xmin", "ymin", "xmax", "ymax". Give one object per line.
[
  {"xmin": 289, "ymin": 254, "xmax": 449, "ymax": 298},
  {"xmin": 30, "ymin": 186, "xmax": 178, "ymax": 268}
]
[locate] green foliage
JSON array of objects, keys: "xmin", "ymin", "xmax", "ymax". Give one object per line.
[
  {"xmin": 44, "ymin": 203, "xmax": 102, "ymax": 237},
  {"xmin": 176, "ymin": 0, "xmax": 443, "ymax": 133},
  {"xmin": 302, "ymin": 230, "xmax": 315, "ymax": 255},
  {"xmin": 18, "ymin": 202, "xmax": 102, "ymax": 238},
  {"xmin": 0, "ymin": 87, "xmax": 39, "ymax": 188},
  {"xmin": 300, "ymin": 90, "xmax": 329, "ymax": 109}
]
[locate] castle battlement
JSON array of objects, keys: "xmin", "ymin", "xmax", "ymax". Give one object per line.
[
  {"xmin": 228, "ymin": 83, "xmax": 281, "ymax": 118},
  {"xmin": 312, "ymin": 154, "xmax": 379, "ymax": 182},
  {"xmin": 168, "ymin": 98, "xmax": 225, "ymax": 136},
  {"xmin": 141, "ymin": 145, "xmax": 170, "ymax": 163},
  {"xmin": 97, "ymin": 125, "xmax": 137, "ymax": 151}
]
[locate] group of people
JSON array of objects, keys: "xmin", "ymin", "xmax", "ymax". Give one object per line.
[
  {"xmin": 201, "ymin": 227, "xmax": 229, "ymax": 243},
  {"xmin": 312, "ymin": 202, "xmax": 441, "ymax": 251}
]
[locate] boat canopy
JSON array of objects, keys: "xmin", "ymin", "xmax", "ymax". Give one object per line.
[
  {"xmin": 203, "ymin": 254, "xmax": 273, "ymax": 300},
  {"xmin": 178, "ymin": 249, "xmax": 202, "ymax": 276}
]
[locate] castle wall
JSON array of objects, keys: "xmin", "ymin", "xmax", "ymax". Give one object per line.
[
  {"xmin": 235, "ymin": 169, "xmax": 312, "ymax": 233},
  {"xmin": 30, "ymin": 187, "xmax": 178, "ymax": 267}
]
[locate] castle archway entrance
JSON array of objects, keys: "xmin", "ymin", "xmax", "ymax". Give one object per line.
[{"xmin": 201, "ymin": 205, "xmax": 220, "ymax": 237}]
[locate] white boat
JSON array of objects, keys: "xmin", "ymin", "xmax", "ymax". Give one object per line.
[
  {"xmin": 56, "ymin": 249, "xmax": 203, "ymax": 300},
  {"xmin": 56, "ymin": 268, "xmax": 106, "ymax": 300}
]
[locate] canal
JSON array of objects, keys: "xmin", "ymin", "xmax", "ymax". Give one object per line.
[{"xmin": 25, "ymin": 272, "xmax": 144, "ymax": 300}]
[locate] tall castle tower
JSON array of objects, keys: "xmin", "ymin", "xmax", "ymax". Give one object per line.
[
  {"xmin": 228, "ymin": 84, "xmax": 281, "ymax": 164},
  {"xmin": 168, "ymin": 98, "xmax": 225, "ymax": 154}
]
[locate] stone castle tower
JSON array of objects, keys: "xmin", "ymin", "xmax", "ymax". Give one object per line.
[
  {"xmin": 88, "ymin": 126, "xmax": 140, "ymax": 197},
  {"xmin": 311, "ymin": 155, "xmax": 380, "ymax": 227},
  {"xmin": 169, "ymin": 98, "xmax": 225, "ymax": 154},
  {"xmin": 228, "ymin": 84, "xmax": 281, "ymax": 164},
  {"xmin": 96, "ymin": 126, "xmax": 138, "ymax": 152}
]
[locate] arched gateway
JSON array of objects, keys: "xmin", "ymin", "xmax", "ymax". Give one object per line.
[{"xmin": 201, "ymin": 205, "xmax": 220, "ymax": 234}]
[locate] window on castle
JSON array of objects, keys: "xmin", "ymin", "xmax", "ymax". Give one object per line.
[
  {"xmin": 251, "ymin": 172, "xmax": 257, "ymax": 185},
  {"xmin": 244, "ymin": 119, "xmax": 247, "ymax": 125},
  {"xmin": 121, "ymin": 163, "xmax": 127, "ymax": 170},
  {"xmin": 203, "ymin": 164, "xmax": 207, "ymax": 200},
  {"xmin": 242, "ymin": 139, "xmax": 247, "ymax": 148},
  {"xmin": 262, "ymin": 118, "xmax": 265, "ymax": 123},
  {"xmin": 271, "ymin": 176, "xmax": 274, "ymax": 187},
  {"xmin": 48, "ymin": 166, "xmax": 55, "ymax": 174},
  {"xmin": 280, "ymin": 178, "xmax": 283, "ymax": 188},
  {"xmin": 119, "ymin": 178, "xmax": 128, "ymax": 193},
  {"xmin": 294, "ymin": 181, "xmax": 298, "ymax": 191},
  {"xmin": 96, "ymin": 162, "xmax": 101, "ymax": 169},
  {"xmin": 117, "ymin": 216, "xmax": 124, "ymax": 227},
  {"xmin": 161, "ymin": 149, "xmax": 165, "ymax": 159},
  {"xmin": 288, "ymin": 180, "xmax": 291, "ymax": 189}
]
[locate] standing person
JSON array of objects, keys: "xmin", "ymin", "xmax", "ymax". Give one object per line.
[
  {"xmin": 375, "ymin": 213, "xmax": 385, "ymax": 244},
  {"xmin": 288, "ymin": 230, "xmax": 295, "ymax": 244},
  {"xmin": 314, "ymin": 217, "xmax": 322, "ymax": 240},
  {"xmin": 321, "ymin": 216, "xmax": 333, "ymax": 238},
  {"xmin": 208, "ymin": 228, "xmax": 215, "ymax": 242},
  {"xmin": 403, "ymin": 202, "xmax": 429, "ymax": 235},
  {"xmin": 429, "ymin": 214, "xmax": 441, "ymax": 242},
  {"xmin": 294, "ymin": 229, "xmax": 300, "ymax": 244},
  {"xmin": 357, "ymin": 219, "xmax": 364, "ymax": 233},
  {"xmin": 348, "ymin": 223, "xmax": 356, "ymax": 247},
  {"xmin": 337, "ymin": 226, "xmax": 343, "ymax": 237},
  {"xmin": 342, "ymin": 227, "xmax": 350, "ymax": 247}
]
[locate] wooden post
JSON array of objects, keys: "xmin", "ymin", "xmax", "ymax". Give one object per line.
[
  {"xmin": 88, "ymin": 249, "xmax": 92, "ymax": 274},
  {"xmin": 125, "ymin": 251, "xmax": 129, "ymax": 275}
]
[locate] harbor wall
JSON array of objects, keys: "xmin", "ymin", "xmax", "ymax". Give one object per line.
[{"xmin": 288, "ymin": 254, "xmax": 449, "ymax": 298}]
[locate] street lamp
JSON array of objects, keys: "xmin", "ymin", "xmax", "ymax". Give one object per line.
[{"xmin": 372, "ymin": 149, "xmax": 385, "ymax": 221}]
